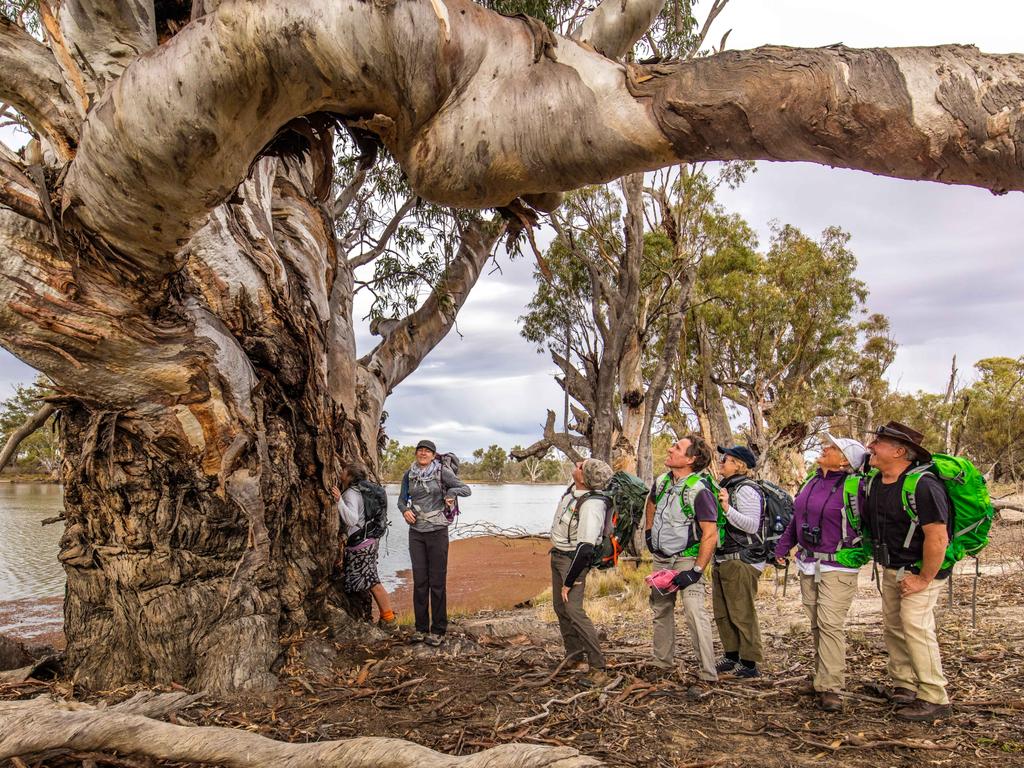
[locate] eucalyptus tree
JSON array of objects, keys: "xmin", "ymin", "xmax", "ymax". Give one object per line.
[{"xmin": 0, "ymin": 0, "xmax": 1020, "ymax": 697}]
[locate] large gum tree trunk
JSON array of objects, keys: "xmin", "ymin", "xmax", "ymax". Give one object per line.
[{"xmin": 0, "ymin": 0, "xmax": 1021, "ymax": 694}]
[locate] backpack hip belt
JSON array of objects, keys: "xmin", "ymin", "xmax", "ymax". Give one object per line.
[
  {"xmin": 799, "ymin": 547, "xmax": 846, "ymax": 583},
  {"xmin": 715, "ymin": 552, "xmax": 745, "ymax": 563}
]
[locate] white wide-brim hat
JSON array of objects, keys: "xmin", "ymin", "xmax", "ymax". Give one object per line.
[{"xmin": 823, "ymin": 433, "xmax": 868, "ymax": 470}]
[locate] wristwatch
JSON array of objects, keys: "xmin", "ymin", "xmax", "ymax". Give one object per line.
[{"xmin": 692, "ymin": 564, "xmax": 704, "ymax": 574}]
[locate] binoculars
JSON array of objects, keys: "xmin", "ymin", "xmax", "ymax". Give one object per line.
[{"xmin": 801, "ymin": 523, "xmax": 822, "ymax": 546}]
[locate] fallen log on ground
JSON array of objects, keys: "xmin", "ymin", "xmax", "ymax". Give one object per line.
[{"xmin": 0, "ymin": 691, "xmax": 601, "ymax": 767}]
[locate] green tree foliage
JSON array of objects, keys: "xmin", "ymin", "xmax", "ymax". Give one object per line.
[
  {"xmin": 0, "ymin": 377, "xmax": 59, "ymax": 476},
  {"xmin": 685, "ymin": 223, "xmax": 894, "ymax": 480},
  {"xmin": 878, "ymin": 356, "xmax": 1024, "ymax": 485},
  {"xmin": 379, "ymin": 439, "xmax": 416, "ymax": 482},
  {"xmin": 472, "ymin": 444, "xmax": 508, "ymax": 482}
]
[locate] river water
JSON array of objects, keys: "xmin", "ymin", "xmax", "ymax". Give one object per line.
[{"xmin": 0, "ymin": 481, "xmax": 568, "ymax": 637}]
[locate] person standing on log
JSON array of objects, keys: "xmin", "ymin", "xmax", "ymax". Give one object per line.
[{"xmin": 399, "ymin": 440, "xmax": 471, "ymax": 646}]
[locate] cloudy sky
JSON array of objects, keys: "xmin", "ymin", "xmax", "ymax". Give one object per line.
[{"xmin": 2, "ymin": 1, "xmax": 1022, "ymax": 458}]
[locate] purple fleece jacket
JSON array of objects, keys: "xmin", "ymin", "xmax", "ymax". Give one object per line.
[{"xmin": 775, "ymin": 469, "xmax": 863, "ymax": 569}]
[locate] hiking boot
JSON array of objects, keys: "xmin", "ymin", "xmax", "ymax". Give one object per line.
[
  {"xmin": 409, "ymin": 631, "xmax": 427, "ymax": 644},
  {"xmin": 715, "ymin": 657, "xmax": 739, "ymax": 675},
  {"xmin": 733, "ymin": 665, "xmax": 761, "ymax": 679},
  {"xmin": 896, "ymin": 700, "xmax": 951, "ymax": 722},
  {"xmin": 819, "ymin": 692, "xmax": 843, "ymax": 712},
  {"xmin": 581, "ymin": 669, "xmax": 611, "ymax": 688},
  {"xmin": 377, "ymin": 616, "xmax": 399, "ymax": 634},
  {"xmin": 796, "ymin": 680, "xmax": 817, "ymax": 696},
  {"xmin": 686, "ymin": 681, "xmax": 716, "ymax": 701},
  {"xmin": 888, "ymin": 686, "xmax": 918, "ymax": 705},
  {"xmin": 423, "ymin": 633, "xmax": 444, "ymax": 647}
]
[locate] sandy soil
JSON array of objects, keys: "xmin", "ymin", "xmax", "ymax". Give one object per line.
[{"xmin": 389, "ymin": 535, "xmax": 553, "ymax": 618}]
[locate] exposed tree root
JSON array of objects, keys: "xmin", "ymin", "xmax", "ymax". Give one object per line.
[{"xmin": 0, "ymin": 692, "xmax": 601, "ymax": 767}]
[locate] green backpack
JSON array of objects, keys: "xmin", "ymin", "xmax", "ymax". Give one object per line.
[
  {"xmin": 654, "ymin": 471, "xmax": 725, "ymax": 558},
  {"xmin": 834, "ymin": 473, "xmax": 873, "ymax": 568},
  {"xmin": 570, "ymin": 471, "xmax": 650, "ymax": 570},
  {"xmin": 868, "ymin": 454, "xmax": 995, "ymax": 571}
]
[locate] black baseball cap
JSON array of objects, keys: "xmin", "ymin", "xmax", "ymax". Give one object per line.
[
  {"xmin": 717, "ymin": 444, "xmax": 758, "ymax": 469},
  {"xmin": 415, "ymin": 439, "xmax": 437, "ymax": 453}
]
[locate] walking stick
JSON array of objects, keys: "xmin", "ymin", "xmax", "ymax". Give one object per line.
[{"xmin": 782, "ymin": 560, "xmax": 790, "ymax": 597}]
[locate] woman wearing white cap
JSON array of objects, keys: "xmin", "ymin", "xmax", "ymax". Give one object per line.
[{"xmin": 775, "ymin": 433, "xmax": 868, "ymax": 712}]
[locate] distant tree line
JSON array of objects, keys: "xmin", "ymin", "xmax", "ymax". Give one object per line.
[{"xmin": 378, "ymin": 440, "xmax": 572, "ymax": 484}]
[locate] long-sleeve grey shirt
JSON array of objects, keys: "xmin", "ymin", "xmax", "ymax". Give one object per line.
[{"xmin": 399, "ymin": 466, "xmax": 472, "ymax": 532}]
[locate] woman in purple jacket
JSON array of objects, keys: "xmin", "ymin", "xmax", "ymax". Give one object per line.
[{"xmin": 776, "ymin": 434, "xmax": 867, "ymax": 712}]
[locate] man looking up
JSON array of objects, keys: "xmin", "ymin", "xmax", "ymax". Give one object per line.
[
  {"xmin": 864, "ymin": 421, "xmax": 951, "ymax": 721},
  {"xmin": 645, "ymin": 434, "xmax": 719, "ymax": 683}
]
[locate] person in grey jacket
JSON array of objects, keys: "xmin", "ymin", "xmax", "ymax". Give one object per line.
[{"xmin": 399, "ymin": 439, "xmax": 471, "ymax": 645}]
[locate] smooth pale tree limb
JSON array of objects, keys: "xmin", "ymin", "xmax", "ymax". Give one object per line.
[
  {"xmin": 0, "ymin": 402, "xmax": 56, "ymax": 472},
  {"xmin": 37, "ymin": 0, "xmax": 91, "ymax": 115},
  {"xmin": 57, "ymin": 0, "xmax": 157, "ymax": 91},
  {"xmin": 572, "ymin": 0, "xmax": 665, "ymax": 58},
  {"xmin": 0, "ymin": 17, "xmax": 80, "ymax": 159},
  {"xmin": 62, "ymin": 0, "xmax": 1024, "ymax": 273},
  {"xmin": 0, "ymin": 695, "xmax": 600, "ymax": 767}
]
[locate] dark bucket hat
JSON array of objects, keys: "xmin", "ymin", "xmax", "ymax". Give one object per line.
[{"xmin": 872, "ymin": 421, "xmax": 931, "ymax": 462}]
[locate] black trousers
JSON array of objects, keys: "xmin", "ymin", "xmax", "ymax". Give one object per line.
[{"xmin": 409, "ymin": 527, "xmax": 450, "ymax": 635}]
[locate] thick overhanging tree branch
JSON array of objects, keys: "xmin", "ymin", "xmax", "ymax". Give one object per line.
[
  {"xmin": 61, "ymin": 0, "xmax": 1024, "ymax": 273},
  {"xmin": 0, "ymin": 16, "xmax": 80, "ymax": 159}
]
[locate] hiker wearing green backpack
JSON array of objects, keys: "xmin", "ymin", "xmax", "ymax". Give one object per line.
[
  {"xmin": 645, "ymin": 434, "xmax": 719, "ymax": 683},
  {"xmin": 863, "ymin": 421, "xmax": 953, "ymax": 721},
  {"xmin": 775, "ymin": 434, "xmax": 869, "ymax": 712},
  {"xmin": 549, "ymin": 458, "xmax": 615, "ymax": 686}
]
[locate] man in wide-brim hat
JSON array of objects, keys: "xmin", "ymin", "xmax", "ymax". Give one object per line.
[{"xmin": 863, "ymin": 420, "xmax": 952, "ymax": 721}]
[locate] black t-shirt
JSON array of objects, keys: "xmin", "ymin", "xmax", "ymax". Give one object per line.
[{"xmin": 864, "ymin": 470, "xmax": 952, "ymax": 578}]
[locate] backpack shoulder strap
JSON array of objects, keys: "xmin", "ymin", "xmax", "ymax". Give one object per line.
[{"xmin": 653, "ymin": 473, "xmax": 674, "ymax": 505}]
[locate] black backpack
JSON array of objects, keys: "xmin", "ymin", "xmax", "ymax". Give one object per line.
[
  {"xmin": 346, "ymin": 479, "xmax": 389, "ymax": 546},
  {"xmin": 749, "ymin": 479, "xmax": 794, "ymax": 561}
]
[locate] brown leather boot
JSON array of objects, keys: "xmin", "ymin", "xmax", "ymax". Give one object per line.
[
  {"xmin": 896, "ymin": 700, "xmax": 951, "ymax": 721},
  {"xmin": 889, "ymin": 686, "xmax": 918, "ymax": 704},
  {"xmin": 819, "ymin": 692, "xmax": 843, "ymax": 712}
]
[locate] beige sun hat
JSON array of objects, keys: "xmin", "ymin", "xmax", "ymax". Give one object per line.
[{"xmin": 581, "ymin": 458, "xmax": 614, "ymax": 490}]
